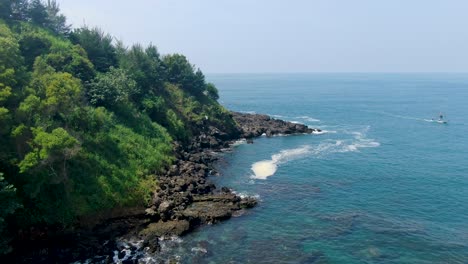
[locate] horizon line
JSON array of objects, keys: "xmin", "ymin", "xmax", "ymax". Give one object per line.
[{"xmin": 205, "ymin": 71, "xmax": 468, "ymax": 75}]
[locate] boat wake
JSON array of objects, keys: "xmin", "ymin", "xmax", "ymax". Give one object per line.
[{"xmin": 371, "ymin": 111, "xmax": 447, "ymax": 124}]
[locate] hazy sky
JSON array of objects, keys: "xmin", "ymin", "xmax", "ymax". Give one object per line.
[{"xmin": 58, "ymin": 0, "xmax": 468, "ymax": 73}]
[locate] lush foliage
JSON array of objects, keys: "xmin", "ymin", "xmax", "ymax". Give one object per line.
[
  {"xmin": 0, "ymin": 173, "xmax": 21, "ymax": 255},
  {"xmin": 1, "ymin": 0, "xmax": 70, "ymax": 34},
  {"xmin": 0, "ymin": 0, "xmax": 238, "ymax": 255},
  {"xmin": 70, "ymin": 27, "xmax": 117, "ymax": 72}
]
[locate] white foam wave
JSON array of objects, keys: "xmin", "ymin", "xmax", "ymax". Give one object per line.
[
  {"xmin": 231, "ymin": 139, "xmax": 247, "ymax": 147},
  {"xmin": 339, "ymin": 140, "xmax": 380, "ymax": 153},
  {"xmin": 233, "ymin": 191, "xmax": 261, "ymax": 199},
  {"xmin": 251, "ymin": 161, "xmax": 278, "ymax": 179},
  {"xmin": 317, "ymin": 128, "xmax": 380, "ymax": 154},
  {"xmin": 271, "ymin": 146, "xmax": 312, "ymax": 163},
  {"xmin": 191, "ymin": 247, "xmax": 207, "ymax": 254},
  {"xmin": 271, "ymin": 114, "xmax": 284, "ymax": 118},
  {"xmin": 312, "ymin": 130, "xmax": 336, "ymax": 135},
  {"xmin": 250, "ymin": 127, "xmax": 379, "ymax": 180},
  {"xmin": 296, "ymin": 115, "xmax": 320, "ymax": 122},
  {"xmin": 251, "ymin": 146, "xmax": 311, "ymax": 179}
]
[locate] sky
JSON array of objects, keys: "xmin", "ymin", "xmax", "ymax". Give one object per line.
[{"xmin": 57, "ymin": 0, "xmax": 468, "ymax": 73}]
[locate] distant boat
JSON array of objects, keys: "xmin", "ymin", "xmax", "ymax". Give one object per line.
[{"xmin": 432, "ymin": 112, "xmax": 448, "ymax": 124}]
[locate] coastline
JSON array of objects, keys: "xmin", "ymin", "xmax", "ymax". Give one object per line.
[{"xmin": 4, "ymin": 112, "xmax": 321, "ymax": 263}]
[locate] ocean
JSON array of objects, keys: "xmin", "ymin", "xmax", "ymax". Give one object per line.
[{"xmin": 157, "ymin": 73, "xmax": 468, "ymax": 263}]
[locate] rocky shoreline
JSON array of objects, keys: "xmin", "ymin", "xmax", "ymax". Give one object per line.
[{"xmin": 4, "ymin": 112, "xmax": 321, "ymax": 263}]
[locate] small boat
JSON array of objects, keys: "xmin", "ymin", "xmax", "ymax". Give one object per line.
[{"xmin": 433, "ymin": 112, "xmax": 448, "ymax": 124}]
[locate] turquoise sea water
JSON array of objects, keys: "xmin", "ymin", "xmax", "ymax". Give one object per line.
[{"xmin": 162, "ymin": 73, "xmax": 468, "ymax": 263}]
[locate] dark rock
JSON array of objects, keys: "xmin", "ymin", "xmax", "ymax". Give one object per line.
[
  {"xmin": 139, "ymin": 220, "xmax": 190, "ymax": 237},
  {"xmin": 240, "ymin": 197, "xmax": 257, "ymax": 208},
  {"xmin": 158, "ymin": 201, "xmax": 173, "ymax": 213},
  {"xmin": 122, "ymin": 259, "xmax": 136, "ymax": 264},
  {"xmin": 231, "ymin": 112, "xmax": 316, "ymax": 137}
]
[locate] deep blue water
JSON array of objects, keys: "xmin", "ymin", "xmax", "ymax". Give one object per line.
[{"xmin": 162, "ymin": 73, "xmax": 468, "ymax": 263}]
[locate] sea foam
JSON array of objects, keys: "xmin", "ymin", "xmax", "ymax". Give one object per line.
[
  {"xmin": 312, "ymin": 130, "xmax": 335, "ymax": 135},
  {"xmin": 296, "ymin": 115, "xmax": 320, "ymax": 122},
  {"xmin": 251, "ymin": 146, "xmax": 311, "ymax": 179},
  {"xmin": 251, "ymin": 127, "xmax": 379, "ymax": 179}
]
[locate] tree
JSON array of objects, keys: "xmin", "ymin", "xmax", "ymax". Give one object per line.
[
  {"xmin": 41, "ymin": 72, "xmax": 82, "ymax": 116},
  {"xmin": 205, "ymin": 83, "xmax": 219, "ymax": 100},
  {"xmin": 87, "ymin": 67, "xmax": 137, "ymax": 108},
  {"xmin": 163, "ymin": 54, "xmax": 206, "ymax": 94},
  {"xmin": 0, "ymin": 0, "xmax": 29, "ymax": 21},
  {"xmin": 0, "ymin": 21, "xmax": 24, "ymax": 133},
  {"xmin": 27, "ymin": 0, "xmax": 48, "ymax": 26},
  {"xmin": 0, "ymin": 0, "xmax": 12, "ymax": 20},
  {"xmin": 18, "ymin": 28, "xmax": 52, "ymax": 69},
  {"xmin": 120, "ymin": 44, "xmax": 163, "ymax": 91},
  {"xmin": 44, "ymin": 0, "xmax": 70, "ymax": 35},
  {"xmin": 0, "ymin": 21, "xmax": 23, "ymax": 87},
  {"xmin": 19, "ymin": 127, "xmax": 80, "ymax": 184},
  {"xmin": 11, "ymin": 0, "xmax": 29, "ymax": 20},
  {"xmin": 70, "ymin": 27, "xmax": 117, "ymax": 72},
  {"xmin": 19, "ymin": 62, "xmax": 83, "ymax": 124},
  {"xmin": 43, "ymin": 44, "xmax": 95, "ymax": 82}
]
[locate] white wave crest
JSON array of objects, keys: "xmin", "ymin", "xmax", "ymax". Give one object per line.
[
  {"xmin": 231, "ymin": 139, "xmax": 247, "ymax": 147},
  {"xmin": 312, "ymin": 130, "xmax": 336, "ymax": 135}
]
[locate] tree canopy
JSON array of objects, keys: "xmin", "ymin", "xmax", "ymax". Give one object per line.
[{"xmin": 0, "ymin": 0, "xmax": 235, "ymax": 255}]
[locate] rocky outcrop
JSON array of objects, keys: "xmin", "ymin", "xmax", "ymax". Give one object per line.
[
  {"xmin": 138, "ymin": 146, "xmax": 257, "ymax": 241},
  {"xmin": 132, "ymin": 112, "xmax": 315, "ymax": 251},
  {"xmin": 106, "ymin": 112, "xmax": 316, "ymax": 256},
  {"xmin": 232, "ymin": 112, "xmax": 321, "ymax": 138}
]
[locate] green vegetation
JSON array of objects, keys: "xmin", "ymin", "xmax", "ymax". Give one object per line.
[{"xmin": 0, "ymin": 0, "xmax": 237, "ymax": 253}]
